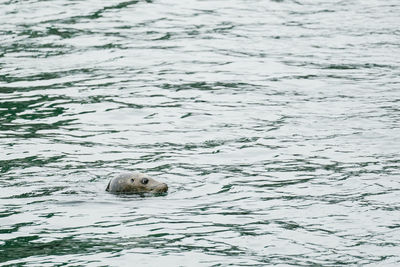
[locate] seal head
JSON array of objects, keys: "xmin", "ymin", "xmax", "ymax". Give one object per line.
[{"xmin": 106, "ymin": 173, "xmax": 168, "ymax": 194}]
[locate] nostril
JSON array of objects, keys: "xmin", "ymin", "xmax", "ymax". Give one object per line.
[{"xmin": 152, "ymin": 183, "xmax": 168, "ymax": 193}]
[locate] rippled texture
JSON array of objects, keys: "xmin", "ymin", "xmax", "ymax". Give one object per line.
[{"xmin": 1, "ymin": 0, "xmax": 400, "ymax": 265}]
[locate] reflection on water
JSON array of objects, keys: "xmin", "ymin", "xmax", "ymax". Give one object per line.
[{"xmin": 1, "ymin": 0, "xmax": 399, "ymax": 265}]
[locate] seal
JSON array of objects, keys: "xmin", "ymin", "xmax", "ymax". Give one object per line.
[{"xmin": 106, "ymin": 172, "xmax": 168, "ymax": 194}]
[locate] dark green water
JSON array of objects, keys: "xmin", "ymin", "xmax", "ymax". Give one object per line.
[{"xmin": 1, "ymin": 0, "xmax": 399, "ymax": 266}]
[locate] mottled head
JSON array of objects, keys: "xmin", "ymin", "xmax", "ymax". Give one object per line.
[{"xmin": 106, "ymin": 173, "xmax": 168, "ymax": 194}]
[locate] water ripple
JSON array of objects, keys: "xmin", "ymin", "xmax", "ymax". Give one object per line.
[{"xmin": 1, "ymin": 0, "xmax": 400, "ymax": 265}]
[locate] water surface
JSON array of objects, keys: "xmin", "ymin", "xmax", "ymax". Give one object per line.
[{"xmin": 1, "ymin": 0, "xmax": 400, "ymax": 266}]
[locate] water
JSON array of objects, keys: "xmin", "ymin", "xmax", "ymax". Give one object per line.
[{"xmin": 1, "ymin": 0, "xmax": 399, "ymax": 265}]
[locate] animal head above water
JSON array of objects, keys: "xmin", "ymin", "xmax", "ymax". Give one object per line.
[{"xmin": 106, "ymin": 173, "xmax": 168, "ymax": 194}]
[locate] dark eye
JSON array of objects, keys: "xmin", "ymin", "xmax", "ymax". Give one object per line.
[
  {"xmin": 131, "ymin": 178, "xmax": 135, "ymax": 183},
  {"xmin": 141, "ymin": 178, "xmax": 149, "ymax": 185}
]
